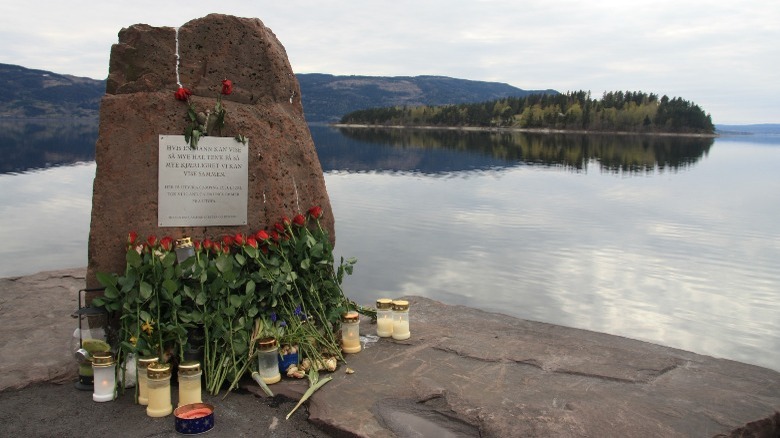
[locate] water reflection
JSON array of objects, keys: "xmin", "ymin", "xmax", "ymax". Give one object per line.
[
  {"xmin": 0, "ymin": 121, "xmax": 777, "ymax": 372},
  {"xmin": 318, "ymin": 126, "xmax": 713, "ymax": 174},
  {"xmin": 0, "ymin": 118, "xmax": 98, "ymax": 174}
]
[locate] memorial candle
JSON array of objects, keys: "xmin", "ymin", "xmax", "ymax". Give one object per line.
[
  {"xmin": 136, "ymin": 356, "xmax": 158, "ymax": 405},
  {"xmin": 91, "ymin": 351, "xmax": 116, "ymax": 402},
  {"xmin": 376, "ymin": 298, "xmax": 394, "ymax": 337},
  {"xmin": 256, "ymin": 338, "xmax": 281, "ymax": 384},
  {"xmin": 391, "ymin": 300, "xmax": 411, "ymax": 340},
  {"xmin": 341, "ymin": 311, "xmax": 362, "ymax": 353},
  {"xmin": 146, "ymin": 363, "xmax": 173, "ymax": 417},
  {"xmin": 177, "ymin": 361, "xmax": 202, "ymax": 407}
]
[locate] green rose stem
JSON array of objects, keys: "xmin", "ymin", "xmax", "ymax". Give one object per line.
[{"xmin": 286, "ymin": 369, "xmax": 332, "ymax": 420}]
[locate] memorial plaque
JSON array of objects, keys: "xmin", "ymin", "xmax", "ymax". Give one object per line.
[{"xmin": 158, "ymin": 135, "xmax": 249, "ymax": 227}]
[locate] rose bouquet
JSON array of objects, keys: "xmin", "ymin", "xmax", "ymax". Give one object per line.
[{"xmin": 94, "ymin": 206, "xmax": 360, "ymax": 396}]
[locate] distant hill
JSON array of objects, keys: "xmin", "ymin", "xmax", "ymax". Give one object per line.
[
  {"xmin": 0, "ymin": 63, "xmax": 556, "ymax": 123},
  {"xmin": 0, "ymin": 63, "xmax": 104, "ymax": 118},
  {"xmin": 296, "ymin": 73, "xmax": 556, "ymax": 123}
]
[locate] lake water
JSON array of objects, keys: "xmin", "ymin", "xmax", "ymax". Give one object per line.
[{"xmin": 1, "ymin": 121, "xmax": 779, "ymax": 372}]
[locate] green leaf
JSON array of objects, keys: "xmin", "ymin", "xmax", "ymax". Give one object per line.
[
  {"xmin": 126, "ymin": 249, "xmax": 142, "ymax": 268},
  {"xmin": 163, "ymin": 279, "xmax": 178, "ymax": 295},
  {"xmin": 140, "ymin": 281, "xmax": 153, "ymax": 300},
  {"xmin": 96, "ymin": 272, "xmax": 117, "ymax": 287},
  {"xmin": 196, "ymin": 291, "xmax": 207, "ymax": 306},
  {"xmin": 235, "ymin": 253, "xmax": 246, "ymax": 266},
  {"xmin": 229, "ymin": 294, "xmax": 243, "ymax": 309},
  {"xmin": 216, "ymin": 255, "xmax": 232, "ymax": 274},
  {"xmin": 103, "ymin": 285, "xmax": 119, "ymax": 299},
  {"xmin": 140, "ymin": 310, "xmax": 152, "ymax": 322},
  {"xmin": 245, "ymin": 280, "xmax": 256, "ymax": 295},
  {"xmin": 300, "ymin": 258, "xmax": 311, "ymax": 270},
  {"xmin": 162, "ymin": 252, "xmax": 176, "ymax": 268}
]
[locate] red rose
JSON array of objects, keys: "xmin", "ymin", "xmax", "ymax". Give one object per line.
[
  {"xmin": 246, "ymin": 236, "xmax": 258, "ymax": 248},
  {"xmin": 270, "ymin": 230, "xmax": 280, "ymax": 241},
  {"xmin": 160, "ymin": 236, "xmax": 174, "ymax": 251},
  {"xmin": 193, "ymin": 240, "xmax": 202, "ymax": 251},
  {"xmin": 234, "ymin": 233, "xmax": 245, "ymax": 246},
  {"xmin": 127, "ymin": 231, "xmax": 138, "ymax": 245},
  {"xmin": 174, "ymin": 87, "xmax": 192, "ymax": 101},
  {"xmin": 307, "ymin": 206, "xmax": 323, "ymax": 219},
  {"xmin": 282, "ymin": 216, "xmax": 291, "ymax": 226},
  {"xmin": 202, "ymin": 239, "xmax": 213, "ymax": 251},
  {"xmin": 222, "ymin": 243, "xmax": 231, "ymax": 254},
  {"xmin": 256, "ymin": 230, "xmax": 270, "ymax": 241},
  {"xmin": 293, "ymin": 214, "xmax": 305, "ymax": 227},
  {"xmin": 147, "ymin": 235, "xmax": 157, "ymax": 247},
  {"xmin": 221, "ymin": 79, "xmax": 233, "ymax": 95},
  {"xmin": 274, "ymin": 222, "xmax": 285, "ymax": 233},
  {"xmin": 222, "ymin": 235, "xmax": 234, "ymax": 247}
]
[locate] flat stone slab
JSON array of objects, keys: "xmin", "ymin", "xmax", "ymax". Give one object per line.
[
  {"xmin": 292, "ymin": 297, "xmax": 780, "ymax": 437},
  {"xmin": 2, "ymin": 270, "xmax": 778, "ymax": 436},
  {"xmin": 0, "ymin": 268, "xmax": 84, "ymax": 391}
]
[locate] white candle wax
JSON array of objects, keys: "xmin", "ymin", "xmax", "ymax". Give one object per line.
[
  {"xmin": 392, "ymin": 320, "xmax": 410, "ymax": 340},
  {"xmin": 92, "ymin": 366, "xmax": 116, "ymax": 402},
  {"xmin": 377, "ymin": 317, "xmax": 393, "ymax": 337}
]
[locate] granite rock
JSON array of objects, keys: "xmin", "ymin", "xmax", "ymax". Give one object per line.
[{"xmin": 87, "ymin": 14, "xmax": 332, "ymax": 288}]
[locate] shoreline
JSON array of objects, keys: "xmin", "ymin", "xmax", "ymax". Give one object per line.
[{"xmin": 331, "ymin": 123, "xmax": 719, "ymax": 138}]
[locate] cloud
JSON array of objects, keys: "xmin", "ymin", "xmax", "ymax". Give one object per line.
[{"xmin": 1, "ymin": 0, "xmax": 778, "ymax": 123}]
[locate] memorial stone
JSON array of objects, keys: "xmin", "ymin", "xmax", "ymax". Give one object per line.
[{"xmin": 87, "ymin": 14, "xmax": 334, "ymax": 288}]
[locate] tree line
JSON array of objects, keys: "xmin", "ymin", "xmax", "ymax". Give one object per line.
[{"xmin": 339, "ymin": 90, "xmax": 715, "ymax": 134}]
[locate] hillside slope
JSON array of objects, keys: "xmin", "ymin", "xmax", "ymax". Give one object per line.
[
  {"xmin": 0, "ymin": 63, "xmax": 554, "ymax": 122},
  {"xmin": 297, "ymin": 73, "xmax": 556, "ymax": 122},
  {"xmin": 0, "ymin": 63, "xmax": 104, "ymax": 118}
]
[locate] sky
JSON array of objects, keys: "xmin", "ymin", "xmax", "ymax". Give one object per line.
[{"xmin": 1, "ymin": 0, "xmax": 778, "ymax": 125}]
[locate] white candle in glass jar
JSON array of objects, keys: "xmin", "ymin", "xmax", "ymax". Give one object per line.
[
  {"xmin": 177, "ymin": 361, "xmax": 202, "ymax": 407},
  {"xmin": 391, "ymin": 300, "xmax": 411, "ymax": 340},
  {"xmin": 91, "ymin": 352, "xmax": 116, "ymax": 402},
  {"xmin": 376, "ymin": 298, "xmax": 394, "ymax": 337},
  {"xmin": 341, "ymin": 311, "xmax": 362, "ymax": 353},
  {"xmin": 146, "ymin": 363, "xmax": 173, "ymax": 417},
  {"xmin": 137, "ymin": 356, "xmax": 158, "ymax": 405}
]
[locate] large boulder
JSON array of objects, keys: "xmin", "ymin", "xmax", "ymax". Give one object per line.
[{"xmin": 87, "ymin": 14, "xmax": 333, "ymax": 288}]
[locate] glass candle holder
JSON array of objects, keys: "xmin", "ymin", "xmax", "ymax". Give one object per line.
[
  {"xmin": 91, "ymin": 351, "xmax": 116, "ymax": 402},
  {"xmin": 174, "ymin": 237, "xmax": 195, "ymax": 264},
  {"xmin": 146, "ymin": 363, "xmax": 173, "ymax": 417},
  {"xmin": 391, "ymin": 300, "xmax": 411, "ymax": 340},
  {"xmin": 376, "ymin": 298, "xmax": 394, "ymax": 337},
  {"xmin": 177, "ymin": 361, "xmax": 203, "ymax": 407},
  {"xmin": 136, "ymin": 355, "xmax": 158, "ymax": 405},
  {"xmin": 341, "ymin": 311, "xmax": 362, "ymax": 353},
  {"xmin": 256, "ymin": 338, "xmax": 281, "ymax": 384}
]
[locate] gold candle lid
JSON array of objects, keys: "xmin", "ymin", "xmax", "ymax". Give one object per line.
[
  {"xmin": 178, "ymin": 360, "xmax": 201, "ymax": 375},
  {"xmin": 147, "ymin": 362, "xmax": 172, "ymax": 379},
  {"xmin": 392, "ymin": 300, "xmax": 410, "ymax": 311},
  {"xmin": 376, "ymin": 298, "xmax": 393, "ymax": 310},
  {"xmin": 137, "ymin": 355, "xmax": 158, "ymax": 369},
  {"xmin": 341, "ymin": 311, "xmax": 359, "ymax": 322},
  {"xmin": 91, "ymin": 351, "xmax": 115, "ymax": 367},
  {"xmin": 257, "ymin": 337, "xmax": 277, "ymax": 350},
  {"xmin": 175, "ymin": 237, "xmax": 193, "ymax": 248}
]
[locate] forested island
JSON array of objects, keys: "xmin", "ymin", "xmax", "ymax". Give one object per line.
[{"xmin": 339, "ymin": 91, "xmax": 715, "ymax": 135}]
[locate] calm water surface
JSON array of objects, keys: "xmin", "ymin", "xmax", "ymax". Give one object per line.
[{"xmin": 1, "ymin": 123, "xmax": 778, "ymax": 371}]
